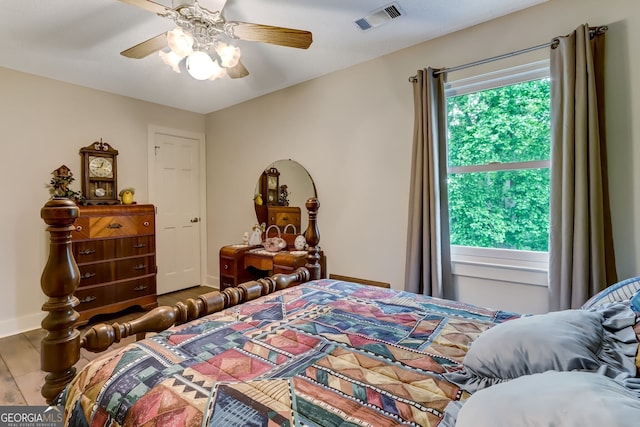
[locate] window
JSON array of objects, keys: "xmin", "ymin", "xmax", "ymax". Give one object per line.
[{"xmin": 445, "ymin": 61, "xmax": 550, "ymax": 258}]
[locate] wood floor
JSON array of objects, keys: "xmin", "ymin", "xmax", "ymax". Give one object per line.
[{"xmin": 0, "ymin": 285, "xmax": 215, "ymax": 406}]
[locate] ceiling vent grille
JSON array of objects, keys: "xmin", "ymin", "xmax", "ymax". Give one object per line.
[{"xmin": 355, "ymin": 3, "xmax": 403, "ymax": 31}]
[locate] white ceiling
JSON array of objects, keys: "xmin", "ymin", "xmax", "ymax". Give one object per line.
[{"xmin": 0, "ymin": 0, "xmax": 546, "ymax": 114}]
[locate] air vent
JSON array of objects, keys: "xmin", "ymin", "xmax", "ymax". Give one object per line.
[{"xmin": 355, "ymin": 3, "xmax": 403, "ymax": 31}]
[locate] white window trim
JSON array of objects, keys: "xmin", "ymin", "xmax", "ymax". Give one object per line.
[
  {"xmin": 446, "ymin": 60, "xmax": 550, "ymax": 283},
  {"xmin": 451, "ymin": 245, "xmax": 548, "ymax": 287},
  {"xmin": 445, "ymin": 60, "xmax": 550, "ymax": 97}
]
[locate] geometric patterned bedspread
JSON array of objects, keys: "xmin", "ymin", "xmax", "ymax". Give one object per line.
[{"xmin": 61, "ymin": 279, "xmax": 521, "ymax": 426}]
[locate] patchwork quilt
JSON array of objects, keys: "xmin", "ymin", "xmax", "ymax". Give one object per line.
[{"xmin": 61, "ymin": 279, "xmax": 520, "ymax": 426}]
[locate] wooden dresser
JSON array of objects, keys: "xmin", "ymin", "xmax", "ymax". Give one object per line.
[{"xmin": 71, "ymin": 204, "xmax": 158, "ymax": 325}]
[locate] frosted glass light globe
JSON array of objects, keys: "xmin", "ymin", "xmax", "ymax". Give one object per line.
[
  {"xmin": 216, "ymin": 43, "xmax": 241, "ymax": 68},
  {"xmin": 186, "ymin": 51, "xmax": 215, "ymax": 80},
  {"xmin": 167, "ymin": 27, "xmax": 193, "ymax": 58}
]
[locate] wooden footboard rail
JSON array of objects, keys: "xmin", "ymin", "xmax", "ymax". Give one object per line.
[{"xmin": 40, "ymin": 197, "xmax": 321, "ymax": 403}]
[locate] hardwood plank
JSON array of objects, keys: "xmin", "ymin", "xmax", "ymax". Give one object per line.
[
  {"xmin": 0, "ymin": 356, "xmax": 26, "ymax": 405},
  {"xmin": 0, "ymin": 334, "xmax": 41, "ymax": 378},
  {"xmin": 14, "ymin": 370, "xmax": 47, "ymax": 406},
  {"xmin": 24, "ymin": 328, "xmax": 47, "ymax": 354}
]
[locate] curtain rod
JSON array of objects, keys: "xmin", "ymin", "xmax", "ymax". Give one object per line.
[{"xmin": 408, "ymin": 25, "xmax": 607, "ymax": 82}]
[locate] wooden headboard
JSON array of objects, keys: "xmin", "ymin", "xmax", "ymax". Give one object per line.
[{"xmin": 39, "ymin": 197, "xmax": 321, "ymax": 403}]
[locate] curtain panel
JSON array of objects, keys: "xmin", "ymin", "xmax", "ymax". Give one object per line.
[
  {"xmin": 405, "ymin": 68, "xmax": 453, "ymax": 298},
  {"xmin": 549, "ymin": 24, "xmax": 617, "ymax": 310}
]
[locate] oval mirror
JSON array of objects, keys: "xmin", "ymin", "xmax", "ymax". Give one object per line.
[{"xmin": 254, "ymin": 159, "xmax": 316, "ymax": 234}]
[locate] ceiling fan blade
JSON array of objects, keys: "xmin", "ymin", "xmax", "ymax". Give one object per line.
[
  {"xmin": 228, "ymin": 22, "xmax": 313, "ymax": 49},
  {"xmin": 121, "ymin": 33, "xmax": 167, "ymax": 58},
  {"xmin": 227, "ymin": 60, "xmax": 249, "ymax": 79},
  {"xmin": 118, "ymin": 0, "xmax": 171, "ymax": 15}
]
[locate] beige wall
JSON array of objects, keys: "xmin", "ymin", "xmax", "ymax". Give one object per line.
[
  {"xmin": 0, "ymin": 68, "xmax": 205, "ymax": 337},
  {"xmin": 1, "ymin": 0, "xmax": 638, "ymax": 337},
  {"xmin": 206, "ymin": 0, "xmax": 640, "ymax": 313}
]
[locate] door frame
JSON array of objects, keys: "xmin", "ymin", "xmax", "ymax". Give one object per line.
[{"xmin": 147, "ymin": 124, "xmax": 208, "ymax": 289}]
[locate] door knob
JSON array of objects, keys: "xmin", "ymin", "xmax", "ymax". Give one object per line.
[{"xmin": 190, "ymin": 217, "xmax": 200, "ymax": 223}]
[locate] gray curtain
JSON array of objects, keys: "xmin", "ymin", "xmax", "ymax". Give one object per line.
[
  {"xmin": 405, "ymin": 68, "xmax": 453, "ymax": 298},
  {"xmin": 549, "ymin": 24, "xmax": 617, "ymax": 310}
]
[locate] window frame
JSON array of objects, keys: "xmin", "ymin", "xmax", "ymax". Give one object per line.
[{"xmin": 444, "ymin": 60, "xmax": 550, "ymax": 272}]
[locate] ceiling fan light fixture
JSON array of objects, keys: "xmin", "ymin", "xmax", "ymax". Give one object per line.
[
  {"xmin": 186, "ymin": 50, "xmax": 216, "ymax": 80},
  {"xmin": 159, "ymin": 50, "xmax": 183, "ymax": 73},
  {"xmin": 215, "ymin": 42, "xmax": 241, "ymax": 68},
  {"xmin": 208, "ymin": 62, "xmax": 227, "ymax": 80},
  {"xmin": 167, "ymin": 27, "xmax": 194, "ymax": 58}
]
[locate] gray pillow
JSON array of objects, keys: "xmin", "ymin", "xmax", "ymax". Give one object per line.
[
  {"xmin": 455, "ymin": 371, "xmax": 640, "ymax": 427},
  {"xmin": 444, "ymin": 303, "xmax": 638, "ymax": 392}
]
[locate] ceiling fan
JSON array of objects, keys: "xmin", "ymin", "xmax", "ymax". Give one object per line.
[{"xmin": 118, "ymin": 0, "xmax": 313, "ymax": 80}]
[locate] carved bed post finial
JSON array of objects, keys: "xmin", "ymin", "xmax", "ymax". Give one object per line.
[
  {"xmin": 304, "ymin": 197, "xmax": 321, "ymax": 280},
  {"xmin": 40, "ymin": 198, "xmax": 82, "ymax": 403}
]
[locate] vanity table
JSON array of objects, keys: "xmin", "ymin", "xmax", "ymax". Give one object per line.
[
  {"xmin": 220, "ymin": 158, "xmax": 323, "ymax": 290},
  {"xmin": 219, "ymin": 245, "xmax": 311, "ymax": 290}
]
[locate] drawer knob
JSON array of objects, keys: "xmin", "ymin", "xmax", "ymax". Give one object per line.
[
  {"xmin": 79, "ymin": 296, "xmax": 96, "ymax": 304},
  {"xmin": 75, "ymin": 225, "xmax": 83, "ymax": 232},
  {"xmin": 133, "ymin": 243, "xmax": 147, "ymax": 249},
  {"xmin": 143, "ymin": 221, "xmax": 150, "ymax": 227},
  {"xmin": 107, "ymin": 223, "xmax": 122, "ymax": 229},
  {"xmin": 224, "ymin": 264, "xmax": 229, "ymax": 270},
  {"xmin": 81, "ymin": 272, "xmax": 96, "ymax": 279},
  {"xmin": 133, "ymin": 285, "xmax": 148, "ymax": 291},
  {"xmin": 134, "ymin": 264, "xmax": 146, "ymax": 270},
  {"xmin": 79, "ymin": 249, "xmax": 96, "ymax": 256}
]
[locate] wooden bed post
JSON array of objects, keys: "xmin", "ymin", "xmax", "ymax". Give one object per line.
[
  {"xmin": 304, "ymin": 197, "xmax": 321, "ymax": 280},
  {"xmin": 40, "ymin": 198, "xmax": 82, "ymax": 403}
]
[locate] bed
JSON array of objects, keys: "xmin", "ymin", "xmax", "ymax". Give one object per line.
[{"xmin": 40, "ymin": 197, "xmax": 640, "ymax": 426}]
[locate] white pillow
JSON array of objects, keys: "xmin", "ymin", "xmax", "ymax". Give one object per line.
[{"xmin": 456, "ymin": 371, "xmax": 640, "ymax": 427}]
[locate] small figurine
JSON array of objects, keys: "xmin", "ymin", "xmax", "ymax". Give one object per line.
[
  {"xmin": 279, "ymin": 185, "xmax": 289, "ymax": 206},
  {"xmin": 248, "ymin": 225, "xmax": 262, "ymax": 246},
  {"xmin": 48, "ymin": 165, "xmax": 83, "ymax": 203},
  {"xmin": 119, "ymin": 187, "xmax": 135, "ymax": 204}
]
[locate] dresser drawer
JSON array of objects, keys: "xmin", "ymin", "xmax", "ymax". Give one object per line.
[
  {"xmin": 73, "ymin": 214, "xmax": 154, "ymax": 240},
  {"xmin": 220, "ymin": 257, "xmax": 238, "ymax": 275},
  {"xmin": 74, "ymin": 284, "xmax": 115, "ymax": 310},
  {"xmin": 73, "ymin": 235, "xmax": 155, "ymax": 263},
  {"xmin": 267, "ymin": 206, "xmax": 301, "ymax": 230},
  {"xmin": 77, "ymin": 255, "xmax": 155, "ymax": 287},
  {"xmin": 117, "ymin": 276, "xmax": 156, "ymax": 301},
  {"xmin": 73, "ymin": 239, "xmax": 116, "ymax": 264},
  {"xmin": 74, "ymin": 276, "xmax": 156, "ymax": 311},
  {"xmin": 113, "ymin": 255, "xmax": 156, "ymax": 281},
  {"xmin": 114, "ymin": 235, "xmax": 155, "ymax": 257}
]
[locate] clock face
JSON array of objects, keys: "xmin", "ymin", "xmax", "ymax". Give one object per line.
[
  {"xmin": 89, "ymin": 156, "xmax": 113, "ymax": 178},
  {"xmin": 267, "ymin": 176, "xmax": 278, "ymax": 189}
]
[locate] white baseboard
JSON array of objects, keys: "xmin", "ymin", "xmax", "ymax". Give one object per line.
[
  {"xmin": 0, "ymin": 311, "xmax": 43, "ymax": 339},
  {"xmin": 206, "ymin": 274, "xmax": 221, "ymax": 290}
]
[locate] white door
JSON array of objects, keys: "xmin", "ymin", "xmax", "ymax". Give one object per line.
[{"xmin": 148, "ymin": 126, "xmax": 206, "ymax": 294}]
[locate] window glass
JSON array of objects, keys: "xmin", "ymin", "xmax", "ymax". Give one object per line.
[{"xmin": 446, "ymin": 66, "xmax": 550, "ymax": 252}]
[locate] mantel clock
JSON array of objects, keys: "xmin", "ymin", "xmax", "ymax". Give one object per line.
[
  {"xmin": 80, "ymin": 139, "xmax": 119, "ymax": 205},
  {"xmin": 261, "ymin": 167, "xmax": 280, "ymax": 206}
]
